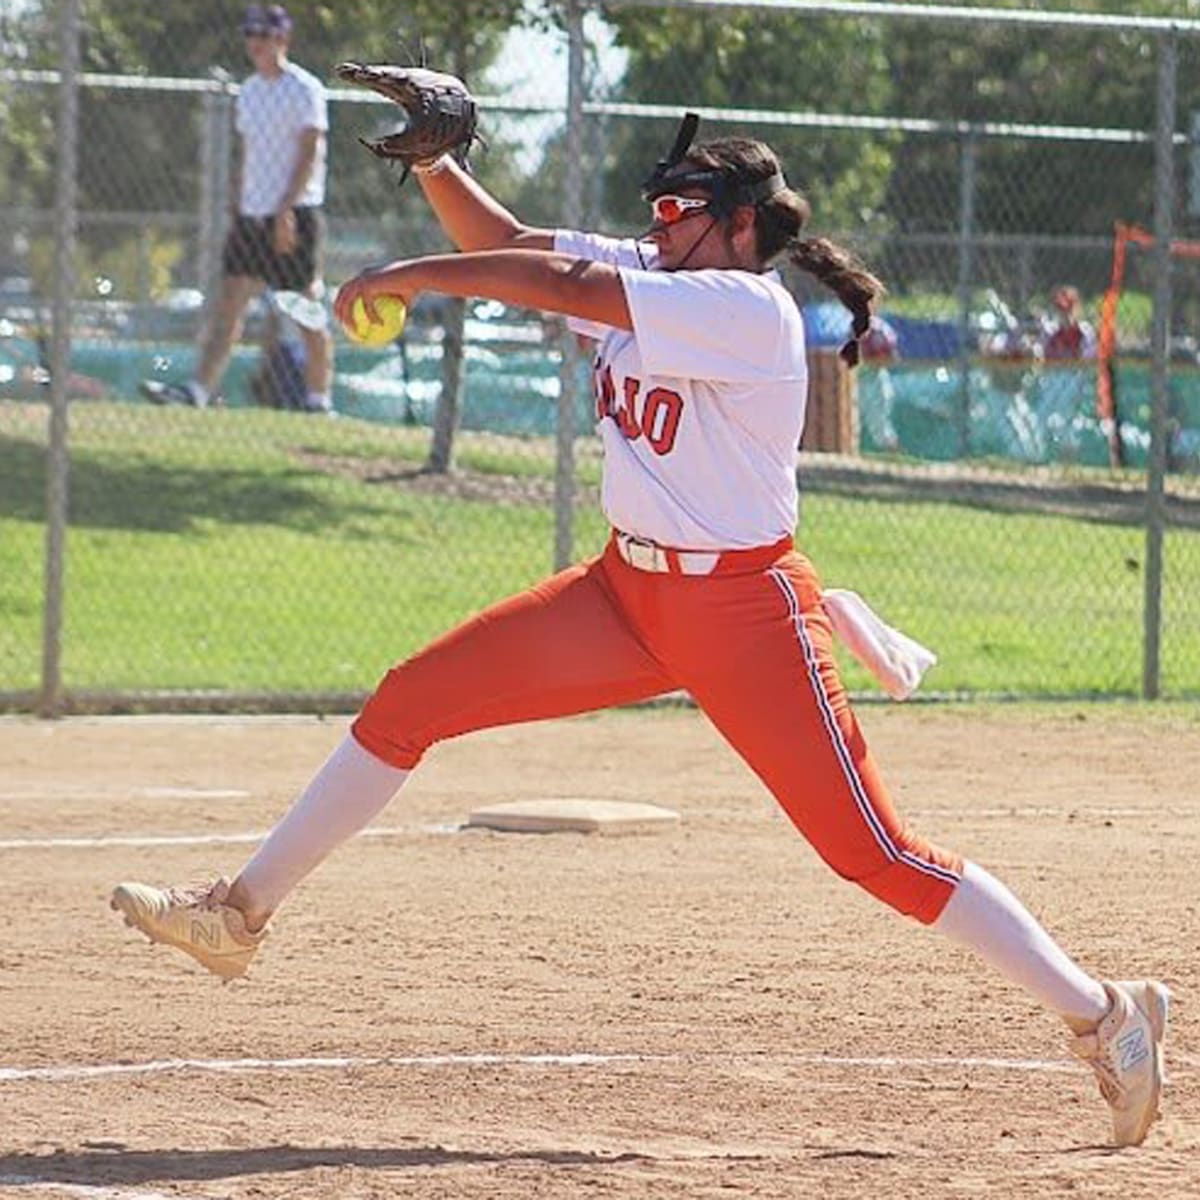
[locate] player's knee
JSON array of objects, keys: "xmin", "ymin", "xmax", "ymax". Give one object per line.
[
  {"xmin": 351, "ymin": 664, "xmax": 432, "ymax": 771},
  {"xmin": 819, "ymin": 827, "xmax": 962, "ymax": 925},
  {"xmin": 209, "ymin": 311, "xmax": 243, "ymax": 347},
  {"xmin": 852, "ymin": 861, "xmax": 958, "ymax": 925}
]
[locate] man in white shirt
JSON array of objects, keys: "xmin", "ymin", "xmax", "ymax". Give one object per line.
[{"xmin": 141, "ymin": 4, "xmax": 333, "ymax": 413}]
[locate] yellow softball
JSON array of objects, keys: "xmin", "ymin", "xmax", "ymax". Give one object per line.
[{"xmin": 342, "ymin": 294, "xmax": 407, "ymax": 346}]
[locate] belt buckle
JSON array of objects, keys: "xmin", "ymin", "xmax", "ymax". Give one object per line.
[{"xmin": 620, "ymin": 534, "xmax": 664, "ymax": 573}]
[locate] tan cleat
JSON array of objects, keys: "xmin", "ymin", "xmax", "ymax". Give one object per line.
[
  {"xmin": 1070, "ymin": 979, "xmax": 1170, "ymax": 1147},
  {"xmin": 110, "ymin": 877, "xmax": 266, "ymax": 981}
]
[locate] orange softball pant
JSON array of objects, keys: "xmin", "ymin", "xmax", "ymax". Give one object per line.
[{"xmin": 353, "ymin": 535, "xmax": 962, "ymax": 924}]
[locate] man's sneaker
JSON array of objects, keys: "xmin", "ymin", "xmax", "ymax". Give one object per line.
[
  {"xmin": 1070, "ymin": 979, "xmax": 1170, "ymax": 1146},
  {"xmin": 110, "ymin": 877, "xmax": 265, "ymax": 981},
  {"xmin": 139, "ymin": 379, "xmax": 206, "ymax": 407}
]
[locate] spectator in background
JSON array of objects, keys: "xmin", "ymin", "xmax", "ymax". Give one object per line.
[
  {"xmin": 858, "ymin": 313, "xmax": 900, "ymax": 362},
  {"xmin": 141, "ymin": 4, "xmax": 333, "ymax": 413},
  {"xmin": 1041, "ymin": 285, "xmax": 1096, "ymax": 361}
]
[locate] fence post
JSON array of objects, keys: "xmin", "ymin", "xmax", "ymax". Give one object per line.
[
  {"xmin": 587, "ymin": 106, "xmax": 609, "ymax": 227},
  {"xmin": 554, "ymin": 0, "xmax": 586, "ymax": 571},
  {"xmin": 198, "ymin": 85, "xmax": 216, "ymax": 292},
  {"xmin": 1143, "ymin": 30, "xmax": 1177, "ymax": 700},
  {"xmin": 428, "ymin": 297, "xmax": 466, "ymax": 472},
  {"xmin": 38, "ymin": 0, "xmax": 81, "ymax": 718},
  {"xmin": 955, "ymin": 126, "xmax": 979, "ymax": 459},
  {"xmin": 197, "ymin": 69, "xmax": 233, "ymax": 296}
]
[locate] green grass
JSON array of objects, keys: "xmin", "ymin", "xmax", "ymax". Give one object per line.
[
  {"xmin": 2, "ymin": 400, "xmax": 1198, "ymax": 701},
  {"xmin": 803, "ymin": 492, "xmax": 1160, "ymax": 695}
]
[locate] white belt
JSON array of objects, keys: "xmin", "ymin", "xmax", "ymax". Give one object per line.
[
  {"xmin": 613, "ymin": 533, "xmax": 938, "ymax": 700},
  {"xmin": 613, "ymin": 531, "xmax": 721, "ymax": 576}
]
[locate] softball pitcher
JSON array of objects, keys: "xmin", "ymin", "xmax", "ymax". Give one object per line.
[{"xmin": 113, "ymin": 104, "xmax": 1168, "ymax": 1147}]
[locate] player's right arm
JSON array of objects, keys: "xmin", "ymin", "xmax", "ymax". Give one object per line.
[{"xmin": 417, "ymin": 158, "xmax": 553, "ymax": 253}]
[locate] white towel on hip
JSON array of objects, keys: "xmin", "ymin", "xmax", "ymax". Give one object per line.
[{"xmin": 821, "ymin": 589, "xmax": 937, "ymax": 701}]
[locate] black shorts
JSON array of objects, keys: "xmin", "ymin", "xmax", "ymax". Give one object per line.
[{"xmin": 222, "ymin": 206, "xmax": 324, "ymax": 291}]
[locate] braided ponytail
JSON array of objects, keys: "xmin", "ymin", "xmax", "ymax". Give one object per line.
[
  {"xmin": 682, "ymin": 135, "xmax": 887, "ymax": 367},
  {"xmin": 787, "ymin": 237, "xmax": 884, "ymax": 367}
]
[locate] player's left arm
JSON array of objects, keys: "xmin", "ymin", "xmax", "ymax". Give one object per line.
[{"xmin": 334, "ymin": 250, "xmax": 633, "ymax": 332}]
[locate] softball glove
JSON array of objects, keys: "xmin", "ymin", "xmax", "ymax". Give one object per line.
[{"xmin": 335, "ymin": 63, "xmax": 481, "ymax": 173}]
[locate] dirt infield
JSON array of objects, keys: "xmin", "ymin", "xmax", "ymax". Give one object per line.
[{"xmin": 1, "ymin": 706, "xmax": 1197, "ymax": 1199}]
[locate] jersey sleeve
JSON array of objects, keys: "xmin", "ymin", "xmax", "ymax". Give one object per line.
[
  {"xmin": 552, "ymin": 230, "xmax": 657, "ymax": 342},
  {"xmin": 618, "ymin": 267, "xmax": 806, "ymax": 382},
  {"xmin": 553, "ymin": 229, "xmax": 656, "ymax": 270}
]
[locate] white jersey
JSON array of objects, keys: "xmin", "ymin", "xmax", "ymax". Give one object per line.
[
  {"xmin": 236, "ymin": 62, "xmax": 328, "ymax": 217},
  {"xmin": 555, "ymin": 229, "xmax": 808, "ymax": 551}
]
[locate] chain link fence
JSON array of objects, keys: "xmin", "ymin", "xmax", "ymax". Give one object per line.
[{"xmin": 2, "ymin": 0, "xmax": 1199, "ymax": 711}]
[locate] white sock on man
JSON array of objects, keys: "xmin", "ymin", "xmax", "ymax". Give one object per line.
[
  {"xmin": 186, "ymin": 380, "xmax": 210, "ymax": 406},
  {"xmin": 306, "ymin": 391, "xmax": 331, "ymax": 413},
  {"xmin": 934, "ymin": 860, "xmax": 1109, "ymax": 1028},
  {"xmin": 235, "ymin": 734, "xmax": 409, "ymax": 918}
]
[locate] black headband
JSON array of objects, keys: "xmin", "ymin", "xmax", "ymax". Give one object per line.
[{"xmin": 640, "ymin": 111, "xmax": 787, "ymax": 217}]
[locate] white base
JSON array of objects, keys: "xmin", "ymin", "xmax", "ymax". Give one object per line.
[{"xmin": 466, "ymin": 798, "xmax": 681, "ymax": 835}]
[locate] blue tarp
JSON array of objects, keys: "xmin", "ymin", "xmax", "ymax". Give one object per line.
[
  {"xmin": 4, "ymin": 329, "xmax": 1197, "ymax": 470},
  {"xmin": 801, "ymin": 301, "xmax": 963, "ymax": 360}
]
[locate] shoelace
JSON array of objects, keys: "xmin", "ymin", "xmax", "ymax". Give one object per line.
[
  {"xmin": 160, "ymin": 880, "xmax": 224, "ymax": 911},
  {"xmin": 1072, "ymin": 1029, "xmax": 1125, "ymax": 1106}
]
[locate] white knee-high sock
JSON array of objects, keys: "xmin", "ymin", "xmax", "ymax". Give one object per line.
[
  {"xmin": 235, "ymin": 734, "xmax": 409, "ymax": 917},
  {"xmin": 934, "ymin": 861, "xmax": 1109, "ymax": 1028}
]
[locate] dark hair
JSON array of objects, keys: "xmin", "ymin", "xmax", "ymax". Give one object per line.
[{"xmin": 684, "ymin": 137, "xmax": 884, "ymax": 367}]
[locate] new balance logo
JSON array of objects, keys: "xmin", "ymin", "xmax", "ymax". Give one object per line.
[
  {"xmin": 191, "ymin": 920, "xmax": 220, "ymax": 950},
  {"xmin": 1117, "ymin": 1027, "xmax": 1149, "ymax": 1072}
]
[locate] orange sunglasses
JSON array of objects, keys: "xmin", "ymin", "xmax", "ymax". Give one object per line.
[{"xmin": 649, "ymin": 194, "xmax": 711, "ymax": 225}]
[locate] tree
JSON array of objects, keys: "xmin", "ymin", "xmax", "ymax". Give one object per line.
[
  {"xmin": 879, "ymin": 0, "xmax": 1200, "ymax": 303},
  {"xmin": 3, "ymin": 1, "xmax": 527, "ymax": 242},
  {"xmin": 1, "ymin": 0, "xmax": 534, "ymax": 469},
  {"xmin": 593, "ymin": 2, "xmax": 1200, "ymax": 309},
  {"xmin": 361, "ymin": 3, "xmax": 532, "ymax": 473},
  {"xmin": 597, "ymin": 6, "xmax": 896, "ymax": 255},
  {"xmin": 886, "ymin": 2, "xmax": 1191, "ymax": 223}
]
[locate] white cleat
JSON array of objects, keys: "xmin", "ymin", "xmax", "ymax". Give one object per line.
[
  {"xmin": 110, "ymin": 877, "xmax": 266, "ymax": 981},
  {"xmin": 1070, "ymin": 979, "xmax": 1170, "ymax": 1147}
]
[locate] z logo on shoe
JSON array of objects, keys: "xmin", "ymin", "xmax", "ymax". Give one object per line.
[{"xmin": 1117, "ymin": 1028, "xmax": 1149, "ymax": 1072}]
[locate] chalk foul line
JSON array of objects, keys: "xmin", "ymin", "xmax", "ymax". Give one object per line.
[
  {"xmin": 0, "ymin": 1179, "xmax": 181, "ymax": 1200},
  {"xmin": 0, "ymin": 825, "xmax": 452, "ymax": 851},
  {"xmin": 0, "ymin": 1049, "xmax": 1096, "ymax": 1085}
]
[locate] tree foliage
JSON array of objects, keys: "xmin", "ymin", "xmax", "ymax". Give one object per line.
[
  {"xmin": 9, "ymin": 0, "xmax": 1200, "ymax": 302},
  {"xmin": 0, "ymin": 0, "xmax": 535, "ymax": 291},
  {"xmin": 881, "ymin": 0, "xmax": 1200, "ymax": 240},
  {"xmin": 596, "ymin": 0, "xmax": 1200, "ymax": 302},
  {"xmin": 1, "ymin": 0, "xmax": 530, "ymax": 257},
  {"xmin": 598, "ymin": 8, "xmax": 896, "ymax": 238}
]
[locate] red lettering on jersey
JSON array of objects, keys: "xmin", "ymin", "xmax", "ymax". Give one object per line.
[
  {"xmin": 641, "ymin": 387, "xmax": 684, "ymax": 455},
  {"xmin": 595, "ymin": 362, "xmax": 615, "ymax": 421},
  {"xmin": 616, "ymin": 375, "xmax": 642, "ymax": 440},
  {"xmin": 594, "ymin": 361, "xmax": 685, "ymax": 457}
]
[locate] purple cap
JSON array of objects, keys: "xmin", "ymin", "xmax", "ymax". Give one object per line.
[{"xmin": 241, "ymin": 5, "xmax": 292, "ymax": 35}]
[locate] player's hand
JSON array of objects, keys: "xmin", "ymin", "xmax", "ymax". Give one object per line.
[
  {"xmin": 273, "ymin": 207, "xmax": 298, "ymax": 255},
  {"xmin": 333, "ymin": 262, "xmax": 421, "ymax": 330}
]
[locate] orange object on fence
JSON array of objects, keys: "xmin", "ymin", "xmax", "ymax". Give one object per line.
[{"xmin": 1098, "ymin": 222, "xmax": 1200, "ymax": 469}]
